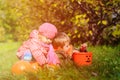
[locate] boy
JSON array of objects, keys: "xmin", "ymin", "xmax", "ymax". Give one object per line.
[{"xmin": 52, "ymin": 32, "xmax": 73, "ymax": 65}]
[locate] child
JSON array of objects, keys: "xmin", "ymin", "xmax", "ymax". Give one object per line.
[
  {"xmin": 17, "ymin": 23, "xmax": 60, "ymax": 66},
  {"xmin": 79, "ymin": 43, "xmax": 88, "ymax": 52},
  {"xmin": 16, "ymin": 30, "xmax": 38, "ymax": 61},
  {"xmin": 52, "ymin": 32, "xmax": 73, "ymax": 65}
]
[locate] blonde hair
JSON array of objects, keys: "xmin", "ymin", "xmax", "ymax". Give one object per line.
[{"xmin": 52, "ymin": 32, "xmax": 70, "ymax": 49}]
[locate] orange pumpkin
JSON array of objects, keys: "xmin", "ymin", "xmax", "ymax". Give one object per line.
[
  {"xmin": 11, "ymin": 60, "xmax": 34, "ymax": 75},
  {"xmin": 72, "ymin": 52, "xmax": 92, "ymax": 66}
]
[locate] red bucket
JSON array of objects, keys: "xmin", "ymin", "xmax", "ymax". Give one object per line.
[{"xmin": 72, "ymin": 52, "xmax": 92, "ymax": 66}]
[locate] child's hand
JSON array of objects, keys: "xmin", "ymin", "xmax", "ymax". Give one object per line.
[{"xmin": 80, "ymin": 43, "xmax": 87, "ymax": 52}]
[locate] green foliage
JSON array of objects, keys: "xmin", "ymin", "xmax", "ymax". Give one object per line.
[
  {"xmin": 71, "ymin": 14, "xmax": 89, "ymax": 26},
  {"xmin": 0, "ymin": 27, "xmax": 5, "ymax": 42},
  {"xmin": 102, "ymin": 24, "xmax": 120, "ymax": 44},
  {"xmin": 112, "ymin": 24, "xmax": 120, "ymax": 38},
  {"xmin": 69, "ymin": 0, "xmax": 120, "ymax": 45},
  {"xmin": 0, "ymin": 0, "xmax": 120, "ymax": 44}
]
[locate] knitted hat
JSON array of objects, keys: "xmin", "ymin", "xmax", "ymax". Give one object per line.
[{"xmin": 39, "ymin": 23, "xmax": 57, "ymax": 39}]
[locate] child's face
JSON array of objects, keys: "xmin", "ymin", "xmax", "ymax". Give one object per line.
[
  {"xmin": 39, "ymin": 35, "xmax": 52, "ymax": 44},
  {"xmin": 63, "ymin": 42, "xmax": 70, "ymax": 53}
]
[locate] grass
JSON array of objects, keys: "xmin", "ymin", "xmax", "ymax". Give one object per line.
[
  {"xmin": 0, "ymin": 42, "xmax": 120, "ymax": 80},
  {"xmin": 0, "ymin": 42, "xmax": 20, "ymax": 72}
]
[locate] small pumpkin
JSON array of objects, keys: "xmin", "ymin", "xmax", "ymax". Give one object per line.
[{"xmin": 72, "ymin": 52, "xmax": 92, "ymax": 66}]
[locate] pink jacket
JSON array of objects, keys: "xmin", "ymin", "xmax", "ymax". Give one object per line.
[{"xmin": 17, "ymin": 30, "xmax": 60, "ymax": 66}]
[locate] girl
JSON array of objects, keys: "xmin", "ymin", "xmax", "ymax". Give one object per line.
[{"xmin": 17, "ymin": 23, "xmax": 60, "ymax": 66}]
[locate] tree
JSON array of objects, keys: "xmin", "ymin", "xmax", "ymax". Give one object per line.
[
  {"xmin": 68, "ymin": 0, "xmax": 120, "ymax": 45},
  {"xmin": 0, "ymin": 0, "xmax": 120, "ymax": 45}
]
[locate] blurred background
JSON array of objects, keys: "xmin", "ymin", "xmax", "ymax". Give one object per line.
[{"xmin": 0, "ymin": 0, "xmax": 120, "ymax": 46}]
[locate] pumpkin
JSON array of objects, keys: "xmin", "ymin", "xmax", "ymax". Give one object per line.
[
  {"xmin": 11, "ymin": 60, "xmax": 33, "ymax": 75},
  {"xmin": 72, "ymin": 52, "xmax": 92, "ymax": 66},
  {"xmin": 30, "ymin": 61, "xmax": 41, "ymax": 71}
]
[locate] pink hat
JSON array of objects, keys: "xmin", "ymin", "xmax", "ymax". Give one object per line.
[{"xmin": 39, "ymin": 23, "xmax": 58, "ymax": 39}]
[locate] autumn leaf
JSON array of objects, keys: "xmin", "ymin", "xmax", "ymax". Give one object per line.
[{"xmin": 102, "ymin": 20, "xmax": 108, "ymax": 25}]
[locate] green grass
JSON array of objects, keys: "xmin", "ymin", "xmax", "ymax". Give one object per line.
[
  {"xmin": 0, "ymin": 42, "xmax": 20, "ymax": 72},
  {"xmin": 0, "ymin": 42, "xmax": 120, "ymax": 80}
]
